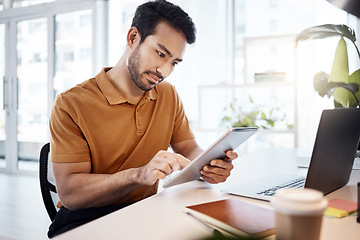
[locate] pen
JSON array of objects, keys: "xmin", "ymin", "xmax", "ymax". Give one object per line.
[{"xmin": 185, "ymin": 211, "xmax": 224, "ymax": 238}]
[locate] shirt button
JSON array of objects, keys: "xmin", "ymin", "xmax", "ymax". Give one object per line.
[{"xmin": 138, "ymin": 120, "xmax": 142, "ymax": 126}]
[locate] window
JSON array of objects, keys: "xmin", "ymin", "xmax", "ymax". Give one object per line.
[
  {"xmin": 80, "ymin": 13, "xmax": 91, "ymax": 27},
  {"xmin": 0, "ymin": 23, "xmax": 5, "ymax": 168},
  {"xmin": 12, "ymin": 0, "xmax": 54, "ymax": 8},
  {"xmin": 107, "ymin": 0, "xmax": 143, "ymax": 65},
  {"xmin": 16, "ymin": 17, "xmax": 48, "ymax": 169},
  {"xmin": 169, "ymin": 0, "xmax": 350, "ymax": 150},
  {"xmin": 0, "ymin": 0, "xmax": 96, "ymax": 173},
  {"xmin": 54, "ymin": 9, "xmax": 93, "ymax": 95}
]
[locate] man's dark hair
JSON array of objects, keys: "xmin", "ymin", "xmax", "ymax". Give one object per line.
[{"xmin": 131, "ymin": 0, "xmax": 196, "ymax": 44}]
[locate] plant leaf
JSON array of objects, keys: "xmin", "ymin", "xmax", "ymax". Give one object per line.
[
  {"xmin": 333, "ymin": 85, "xmax": 359, "ymax": 107},
  {"xmin": 349, "ymin": 69, "xmax": 360, "ymax": 107},
  {"xmin": 295, "ymin": 24, "xmax": 356, "ymax": 46},
  {"xmin": 349, "ymin": 69, "xmax": 360, "ymax": 86},
  {"xmin": 330, "ymin": 37, "xmax": 350, "ymax": 107},
  {"xmin": 249, "ymin": 95, "xmax": 254, "ymax": 103},
  {"xmin": 329, "ymin": 37, "xmax": 349, "ymax": 83},
  {"xmin": 261, "ymin": 112, "xmax": 266, "ymax": 120}
]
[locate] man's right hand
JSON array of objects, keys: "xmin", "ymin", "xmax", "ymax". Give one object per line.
[{"xmin": 133, "ymin": 150, "xmax": 191, "ymax": 185}]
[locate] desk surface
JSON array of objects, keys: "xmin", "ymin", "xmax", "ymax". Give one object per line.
[{"xmin": 53, "ymin": 148, "xmax": 360, "ymax": 240}]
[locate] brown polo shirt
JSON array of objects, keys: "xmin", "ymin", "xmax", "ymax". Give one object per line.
[{"xmin": 49, "ymin": 68, "xmax": 194, "ymax": 205}]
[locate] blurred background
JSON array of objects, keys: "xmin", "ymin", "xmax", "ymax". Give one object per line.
[
  {"xmin": 0, "ymin": 0, "xmax": 359, "ymax": 174},
  {"xmin": 0, "ymin": 1, "xmax": 359, "ymax": 239}
]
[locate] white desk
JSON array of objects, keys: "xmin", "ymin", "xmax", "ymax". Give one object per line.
[{"xmin": 53, "ymin": 148, "xmax": 360, "ymax": 240}]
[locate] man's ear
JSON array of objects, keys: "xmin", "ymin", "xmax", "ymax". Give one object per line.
[{"xmin": 127, "ymin": 27, "xmax": 140, "ymax": 48}]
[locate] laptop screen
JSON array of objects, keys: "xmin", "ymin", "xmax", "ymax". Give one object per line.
[{"xmin": 305, "ymin": 108, "xmax": 360, "ymax": 195}]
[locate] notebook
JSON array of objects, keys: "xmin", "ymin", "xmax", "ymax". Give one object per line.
[
  {"xmin": 224, "ymin": 108, "xmax": 360, "ymax": 201},
  {"xmin": 185, "ymin": 198, "xmax": 275, "ymax": 238}
]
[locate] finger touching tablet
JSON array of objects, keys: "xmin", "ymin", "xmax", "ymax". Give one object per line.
[{"xmin": 162, "ymin": 127, "xmax": 258, "ymax": 188}]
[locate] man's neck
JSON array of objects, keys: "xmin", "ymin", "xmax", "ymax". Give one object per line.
[{"xmin": 106, "ymin": 57, "xmax": 145, "ymax": 105}]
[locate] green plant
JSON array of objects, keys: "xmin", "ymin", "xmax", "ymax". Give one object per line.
[
  {"xmin": 296, "ymin": 24, "xmax": 360, "ymax": 108},
  {"xmin": 221, "ymin": 96, "xmax": 293, "ymax": 130}
]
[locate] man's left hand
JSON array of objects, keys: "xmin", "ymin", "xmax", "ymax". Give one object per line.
[{"xmin": 200, "ymin": 150, "xmax": 238, "ymax": 184}]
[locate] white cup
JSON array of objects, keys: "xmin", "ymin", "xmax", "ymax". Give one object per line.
[{"xmin": 271, "ymin": 188, "xmax": 328, "ymax": 240}]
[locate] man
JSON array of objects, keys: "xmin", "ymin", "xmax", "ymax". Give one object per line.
[{"xmin": 48, "ymin": 0, "xmax": 237, "ymax": 237}]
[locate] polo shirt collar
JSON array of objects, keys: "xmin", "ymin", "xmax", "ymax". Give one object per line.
[{"xmin": 95, "ymin": 67, "xmax": 158, "ymax": 105}]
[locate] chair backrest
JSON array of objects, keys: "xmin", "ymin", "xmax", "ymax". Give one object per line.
[{"xmin": 39, "ymin": 142, "xmax": 58, "ymax": 221}]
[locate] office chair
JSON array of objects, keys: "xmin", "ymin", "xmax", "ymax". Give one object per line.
[{"xmin": 39, "ymin": 142, "xmax": 58, "ymax": 221}]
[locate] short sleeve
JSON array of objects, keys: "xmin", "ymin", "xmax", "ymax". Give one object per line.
[
  {"xmin": 49, "ymin": 93, "xmax": 91, "ymax": 163},
  {"xmin": 169, "ymin": 85, "xmax": 195, "ymax": 144}
]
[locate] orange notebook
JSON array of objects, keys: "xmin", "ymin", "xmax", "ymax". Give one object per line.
[{"xmin": 185, "ymin": 198, "xmax": 275, "ymax": 239}]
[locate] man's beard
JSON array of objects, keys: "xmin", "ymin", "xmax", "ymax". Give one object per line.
[{"xmin": 127, "ymin": 47, "xmax": 160, "ymax": 92}]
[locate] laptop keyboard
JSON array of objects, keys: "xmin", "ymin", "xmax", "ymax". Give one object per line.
[{"xmin": 256, "ymin": 176, "xmax": 306, "ymax": 197}]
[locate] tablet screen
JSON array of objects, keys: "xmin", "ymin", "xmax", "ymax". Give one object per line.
[{"xmin": 162, "ymin": 127, "xmax": 258, "ymax": 188}]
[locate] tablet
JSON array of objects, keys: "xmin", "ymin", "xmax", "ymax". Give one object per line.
[{"xmin": 162, "ymin": 127, "xmax": 258, "ymax": 188}]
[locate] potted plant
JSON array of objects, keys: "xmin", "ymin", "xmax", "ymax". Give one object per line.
[
  {"xmin": 295, "ymin": 24, "xmax": 360, "ymax": 108},
  {"xmin": 221, "ymin": 96, "xmax": 293, "ymax": 130}
]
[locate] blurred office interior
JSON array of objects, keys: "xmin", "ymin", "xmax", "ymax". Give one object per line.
[{"xmin": 0, "ymin": 1, "xmax": 359, "ymax": 238}]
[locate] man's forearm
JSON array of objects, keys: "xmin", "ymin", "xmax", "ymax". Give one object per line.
[
  {"xmin": 171, "ymin": 138, "xmax": 203, "ymax": 160},
  {"xmin": 57, "ymin": 168, "xmax": 141, "ymax": 210},
  {"xmin": 54, "ymin": 150, "xmax": 191, "ymax": 210},
  {"xmin": 186, "ymin": 147, "xmax": 203, "ymax": 160}
]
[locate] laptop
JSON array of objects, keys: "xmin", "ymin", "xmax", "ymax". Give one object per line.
[{"xmin": 224, "ymin": 108, "xmax": 360, "ymax": 201}]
